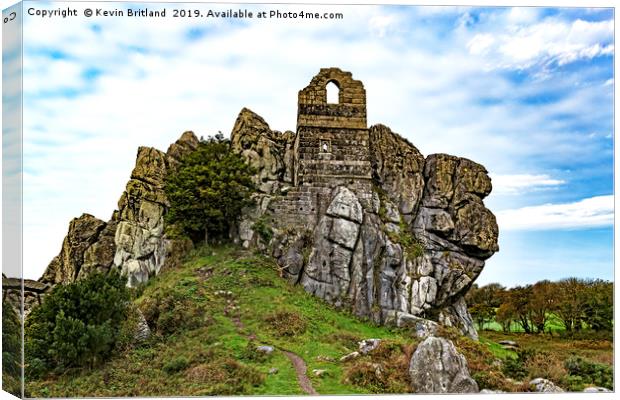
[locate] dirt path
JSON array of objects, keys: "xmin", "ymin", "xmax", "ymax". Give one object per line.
[
  {"xmin": 282, "ymin": 350, "xmax": 318, "ymax": 395},
  {"xmin": 226, "ymin": 305, "xmax": 317, "ymax": 395}
]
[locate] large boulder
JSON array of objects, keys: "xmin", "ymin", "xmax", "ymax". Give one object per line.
[
  {"xmin": 40, "ymin": 213, "xmax": 111, "ymax": 285},
  {"xmin": 369, "ymin": 124, "xmax": 425, "ymax": 217},
  {"xmin": 409, "ymin": 336, "xmax": 479, "ymax": 393},
  {"xmin": 231, "ymin": 107, "xmax": 295, "ymax": 193}
]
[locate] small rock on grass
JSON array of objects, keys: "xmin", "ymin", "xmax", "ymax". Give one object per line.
[
  {"xmin": 339, "ymin": 351, "xmax": 360, "ymax": 362},
  {"xmin": 529, "ymin": 378, "xmax": 564, "ymax": 393},
  {"xmin": 256, "ymin": 345, "xmax": 275, "ymax": 355},
  {"xmin": 498, "ymin": 340, "xmax": 518, "ymax": 347},
  {"xmin": 313, "ymin": 369, "xmax": 329, "ymax": 377},
  {"xmin": 583, "ymin": 387, "xmax": 611, "ymax": 393},
  {"xmin": 358, "ymin": 338, "xmax": 381, "ymax": 355}
]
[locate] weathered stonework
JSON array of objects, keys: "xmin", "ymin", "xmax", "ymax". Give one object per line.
[{"xmin": 233, "ymin": 67, "xmax": 499, "ymax": 339}]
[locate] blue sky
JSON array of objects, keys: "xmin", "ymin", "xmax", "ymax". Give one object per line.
[{"xmin": 6, "ymin": 2, "xmax": 614, "ymax": 286}]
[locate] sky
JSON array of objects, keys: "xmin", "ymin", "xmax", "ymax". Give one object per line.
[{"xmin": 1, "ymin": 1, "xmax": 614, "ymax": 287}]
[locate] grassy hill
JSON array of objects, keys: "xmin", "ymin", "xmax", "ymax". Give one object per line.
[{"xmin": 24, "ymin": 246, "xmax": 613, "ymax": 396}]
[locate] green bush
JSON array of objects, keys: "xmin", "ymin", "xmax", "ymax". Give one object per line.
[
  {"xmin": 24, "ymin": 270, "xmax": 130, "ymax": 376},
  {"xmin": 163, "ymin": 356, "xmax": 190, "ymax": 374},
  {"xmin": 251, "ymin": 217, "xmax": 273, "ymax": 244},
  {"xmin": 2, "ymin": 299, "xmax": 22, "ymax": 396},
  {"xmin": 501, "ymin": 357, "xmax": 528, "ymax": 380},
  {"xmin": 165, "ymin": 134, "xmax": 256, "ymax": 244},
  {"xmin": 563, "ymin": 356, "xmax": 613, "ymax": 390},
  {"xmin": 139, "ymin": 288, "xmax": 207, "ymax": 336},
  {"xmin": 2, "ymin": 299, "xmax": 21, "ymax": 376}
]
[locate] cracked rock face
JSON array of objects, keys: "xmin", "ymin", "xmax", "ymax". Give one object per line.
[
  {"xmin": 113, "ymin": 132, "xmax": 199, "ymax": 286},
  {"xmin": 232, "ymin": 108, "xmax": 499, "ymax": 339},
  {"xmin": 40, "ymin": 213, "xmax": 112, "ymax": 285},
  {"xmin": 38, "ymin": 132, "xmax": 199, "ymax": 289},
  {"xmin": 409, "ymin": 336, "xmax": 479, "ymax": 393}
]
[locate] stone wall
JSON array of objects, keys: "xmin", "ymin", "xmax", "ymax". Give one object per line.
[{"xmin": 295, "ymin": 68, "xmax": 372, "ymax": 200}]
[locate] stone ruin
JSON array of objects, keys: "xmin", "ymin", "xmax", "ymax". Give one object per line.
[
  {"xmin": 7, "ymin": 67, "xmax": 499, "ymax": 340},
  {"xmin": 233, "ymin": 67, "xmax": 499, "ymax": 339}
]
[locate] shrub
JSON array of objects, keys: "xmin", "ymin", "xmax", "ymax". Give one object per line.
[
  {"xmin": 165, "ymin": 134, "xmax": 256, "ymax": 244},
  {"xmin": 522, "ymin": 350, "xmax": 566, "ymax": 384},
  {"xmin": 186, "ymin": 358, "xmax": 264, "ymax": 395},
  {"xmin": 251, "ymin": 217, "xmax": 273, "ymax": 244},
  {"xmin": 2, "ymin": 299, "xmax": 21, "ymax": 396},
  {"xmin": 343, "ymin": 340, "xmax": 413, "ymax": 393},
  {"xmin": 24, "ymin": 270, "xmax": 130, "ymax": 376},
  {"xmin": 501, "ymin": 357, "xmax": 528, "ymax": 381},
  {"xmin": 2, "ymin": 299, "xmax": 21, "ymax": 376},
  {"xmin": 163, "ymin": 356, "xmax": 190, "ymax": 374},
  {"xmin": 115, "ymin": 304, "xmax": 148, "ymax": 351},
  {"xmin": 240, "ymin": 341, "xmax": 272, "ymax": 363},
  {"xmin": 264, "ymin": 310, "xmax": 307, "ymax": 337},
  {"xmin": 500, "ymin": 348, "xmax": 543, "ymax": 382},
  {"xmin": 563, "ymin": 356, "xmax": 613, "ymax": 390},
  {"xmin": 139, "ymin": 288, "xmax": 207, "ymax": 336},
  {"xmin": 327, "ymin": 332, "xmax": 361, "ymax": 351}
]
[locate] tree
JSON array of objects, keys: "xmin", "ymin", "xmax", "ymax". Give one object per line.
[
  {"xmin": 529, "ymin": 280, "xmax": 556, "ymax": 333},
  {"xmin": 495, "ymin": 302, "xmax": 515, "ymax": 332},
  {"xmin": 465, "ymin": 282, "xmax": 506, "ymax": 330},
  {"xmin": 553, "ymin": 277, "xmax": 588, "ymax": 333},
  {"xmin": 581, "ymin": 279, "xmax": 613, "ymax": 332},
  {"xmin": 24, "ymin": 270, "xmax": 130, "ymax": 376},
  {"xmin": 469, "ymin": 303, "xmax": 495, "ymax": 331},
  {"xmin": 503, "ymin": 285, "xmax": 534, "ymax": 333},
  {"xmin": 164, "ymin": 134, "xmax": 256, "ymax": 244},
  {"xmin": 466, "ymin": 283, "xmax": 506, "ymax": 307}
]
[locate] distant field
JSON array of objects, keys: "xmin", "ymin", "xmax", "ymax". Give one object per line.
[{"xmin": 477, "ymin": 313, "xmax": 573, "ymax": 333}]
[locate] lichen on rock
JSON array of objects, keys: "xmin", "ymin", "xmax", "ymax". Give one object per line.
[{"xmin": 229, "ymin": 68, "xmax": 499, "ymax": 339}]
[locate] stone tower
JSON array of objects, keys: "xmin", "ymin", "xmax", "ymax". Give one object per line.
[{"xmin": 293, "ymin": 68, "xmax": 373, "ymax": 210}]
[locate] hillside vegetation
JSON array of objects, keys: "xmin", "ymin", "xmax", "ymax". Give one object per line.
[{"xmin": 24, "ymin": 246, "xmax": 613, "ymax": 396}]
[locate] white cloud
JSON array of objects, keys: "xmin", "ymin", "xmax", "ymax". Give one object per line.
[
  {"xmin": 505, "ymin": 7, "xmax": 540, "ymax": 24},
  {"xmin": 467, "ymin": 33, "xmax": 494, "ymax": 55},
  {"xmin": 496, "ymin": 195, "xmax": 613, "ymax": 230},
  {"xmin": 467, "ymin": 17, "xmax": 613, "ymax": 69},
  {"xmin": 490, "ymin": 173, "xmax": 565, "ymax": 195}
]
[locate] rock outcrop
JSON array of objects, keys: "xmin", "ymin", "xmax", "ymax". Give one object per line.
[
  {"xmin": 409, "ymin": 336, "xmax": 479, "ymax": 393},
  {"xmin": 113, "ymin": 131, "xmax": 199, "ymax": 286},
  {"xmin": 230, "ymin": 108, "xmax": 295, "ymax": 193},
  {"xmin": 40, "ymin": 213, "xmax": 115, "ymax": 286},
  {"xmin": 37, "ymin": 131, "xmax": 199, "ymax": 290},
  {"xmin": 232, "ymin": 104, "xmax": 498, "ymax": 339}
]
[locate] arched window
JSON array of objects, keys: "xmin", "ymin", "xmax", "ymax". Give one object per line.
[{"xmin": 326, "ymin": 81, "xmax": 339, "ymax": 104}]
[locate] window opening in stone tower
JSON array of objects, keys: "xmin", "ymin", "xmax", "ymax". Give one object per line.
[{"xmin": 326, "ymin": 81, "xmax": 339, "ymax": 104}]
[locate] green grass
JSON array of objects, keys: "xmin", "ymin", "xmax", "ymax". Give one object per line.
[
  {"xmin": 25, "ymin": 245, "xmax": 413, "ymax": 397},
  {"xmin": 24, "ymin": 244, "xmax": 614, "ymax": 396},
  {"xmin": 478, "ymin": 313, "xmax": 576, "ymax": 333}
]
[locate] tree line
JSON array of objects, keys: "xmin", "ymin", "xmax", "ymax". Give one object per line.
[{"xmin": 465, "ymin": 278, "xmax": 613, "ymax": 334}]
